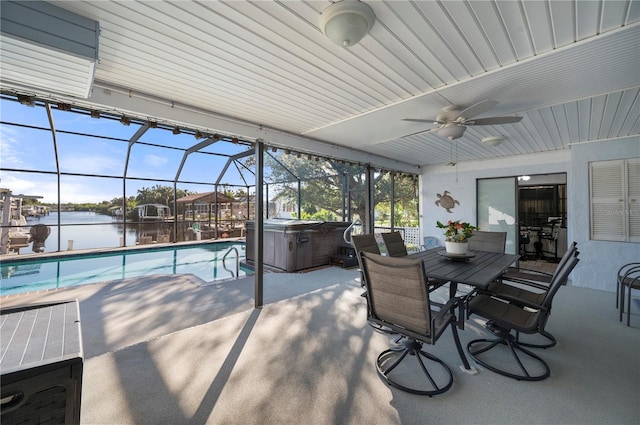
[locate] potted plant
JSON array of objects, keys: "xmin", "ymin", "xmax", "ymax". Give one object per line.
[{"xmin": 436, "ymin": 220, "xmax": 478, "ymax": 254}]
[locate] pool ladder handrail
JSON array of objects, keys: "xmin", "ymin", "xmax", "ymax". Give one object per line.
[
  {"xmin": 222, "ymin": 246, "xmax": 240, "ymax": 279},
  {"xmin": 343, "ymin": 219, "xmax": 363, "ymax": 246}
]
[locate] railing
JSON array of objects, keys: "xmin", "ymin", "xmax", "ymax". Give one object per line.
[
  {"xmin": 222, "ymin": 246, "xmax": 240, "ymax": 279},
  {"xmin": 374, "ymin": 226, "xmax": 421, "ymax": 249}
]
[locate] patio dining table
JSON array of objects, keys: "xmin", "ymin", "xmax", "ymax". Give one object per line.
[
  {"xmin": 407, "ymin": 247, "xmax": 520, "ymax": 294},
  {"xmin": 406, "ymin": 247, "xmax": 520, "ymax": 373}
]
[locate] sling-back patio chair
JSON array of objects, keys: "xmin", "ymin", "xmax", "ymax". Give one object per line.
[
  {"xmin": 466, "ymin": 256, "xmax": 580, "ymax": 381},
  {"xmin": 360, "ymin": 252, "xmax": 468, "ymax": 395},
  {"xmin": 468, "ymin": 230, "xmax": 507, "ymax": 253},
  {"xmin": 483, "ymin": 242, "xmax": 579, "ymax": 348},
  {"xmin": 380, "ymin": 231, "xmax": 408, "ymax": 257}
]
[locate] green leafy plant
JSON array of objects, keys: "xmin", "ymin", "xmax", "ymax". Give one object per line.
[{"xmin": 436, "ymin": 220, "xmax": 478, "ymax": 242}]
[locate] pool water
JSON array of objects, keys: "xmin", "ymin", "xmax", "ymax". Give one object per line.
[{"xmin": 0, "ymin": 242, "xmax": 250, "ymax": 296}]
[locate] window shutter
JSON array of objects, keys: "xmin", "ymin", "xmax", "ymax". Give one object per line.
[
  {"xmin": 628, "ymin": 158, "xmax": 640, "ymax": 242},
  {"xmin": 590, "ymin": 160, "xmax": 624, "ymax": 241}
]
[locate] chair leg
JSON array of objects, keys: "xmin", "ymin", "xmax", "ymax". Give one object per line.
[
  {"xmin": 467, "ymin": 327, "xmax": 551, "ymax": 381},
  {"xmin": 376, "ymin": 339, "xmax": 453, "ymax": 396},
  {"xmin": 515, "ymin": 329, "xmax": 557, "ymax": 349},
  {"xmin": 450, "ymin": 322, "xmax": 472, "ymax": 370},
  {"xmin": 620, "ymin": 283, "xmax": 625, "ymax": 323},
  {"xmin": 627, "ymin": 285, "xmax": 633, "ymax": 327}
]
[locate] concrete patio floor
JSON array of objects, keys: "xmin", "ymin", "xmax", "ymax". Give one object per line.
[{"xmin": 1, "ymin": 266, "xmax": 639, "ymax": 424}]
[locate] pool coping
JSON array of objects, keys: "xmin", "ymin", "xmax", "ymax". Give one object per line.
[{"xmin": 0, "ymin": 238, "xmax": 245, "ymax": 264}]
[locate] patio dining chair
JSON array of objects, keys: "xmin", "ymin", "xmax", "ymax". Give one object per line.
[
  {"xmin": 501, "ymin": 242, "xmax": 578, "ymax": 287},
  {"xmin": 360, "ymin": 252, "xmax": 467, "ymax": 396},
  {"xmin": 468, "ymin": 231, "xmax": 506, "ymax": 253},
  {"xmin": 352, "ymin": 234, "xmax": 395, "ymax": 337},
  {"xmin": 351, "ymin": 234, "xmax": 380, "ymax": 285},
  {"xmin": 383, "ymin": 231, "xmax": 451, "ymax": 293},
  {"xmin": 483, "ymin": 242, "xmax": 578, "ymax": 348},
  {"xmin": 466, "ymin": 256, "xmax": 579, "ymax": 381},
  {"xmin": 380, "ymin": 231, "xmax": 408, "ymax": 257}
]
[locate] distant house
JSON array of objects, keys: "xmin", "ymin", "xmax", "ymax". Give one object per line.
[
  {"xmin": 109, "ymin": 206, "xmax": 124, "ymax": 218},
  {"xmin": 271, "ymin": 191, "xmax": 297, "ymax": 219},
  {"xmin": 176, "ymin": 191, "xmax": 237, "ymax": 220},
  {"xmin": 136, "ymin": 204, "xmax": 170, "ymax": 221}
]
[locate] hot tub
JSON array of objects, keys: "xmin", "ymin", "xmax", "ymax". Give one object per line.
[{"xmin": 245, "ymin": 220, "xmax": 351, "ymax": 272}]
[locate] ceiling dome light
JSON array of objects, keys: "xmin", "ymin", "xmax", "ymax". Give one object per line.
[
  {"xmin": 481, "ymin": 135, "xmax": 504, "ymax": 147},
  {"xmin": 436, "ymin": 123, "xmax": 466, "ymax": 140},
  {"xmin": 320, "ymin": 1, "xmax": 376, "ymax": 47}
]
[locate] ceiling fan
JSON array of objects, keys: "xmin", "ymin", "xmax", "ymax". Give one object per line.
[{"xmin": 402, "ymin": 99, "xmax": 522, "ymax": 140}]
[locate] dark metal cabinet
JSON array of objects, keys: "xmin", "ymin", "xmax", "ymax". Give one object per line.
[{"xmin": 1, "ymin": 300, "xmax": 83, "ymax": 425}]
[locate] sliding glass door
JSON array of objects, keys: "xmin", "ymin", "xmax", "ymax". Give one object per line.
[{"xmin": 477, "ymin": 177, "xmax": 518, "ymax": 254}]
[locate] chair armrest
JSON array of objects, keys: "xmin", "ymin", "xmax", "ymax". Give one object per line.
[
  {"xmin": 431, "ymin": 297, "xmax": 460, "ymax": 321},
  {"xmin": 502, "ymin": 268, "xmax": 552, "ymax": 284},
  {"xmin": 490, "ymin": 292, "xmax": 546, "ymax": 311},
  {"xmin": 512, "ymin": 267, "xmax": 553, "ymax": 277},
  {"xmin": 499, "ymin": 276, "xmax": 550, "ymax": 291}
]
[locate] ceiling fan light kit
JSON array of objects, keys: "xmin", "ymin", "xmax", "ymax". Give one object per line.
[
  {"xmin": 437, "ymin": 123, "xmax": 466, "ymax": 140},
  {"xmin": 320, "ymin": 1, "xmax": 376, "ymax": 47},
  {"xmin": 481, "ymin": 136, "xmax": 504, "ymax": 147}
]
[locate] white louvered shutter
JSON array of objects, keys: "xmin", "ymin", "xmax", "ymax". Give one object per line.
[
  {"xmin": 590, "ymin": 160, "xmax": 624, "ymax": 241},
  {"xmin": 628, "ymin": 158, "xmax": 640, "ymax": 242}
]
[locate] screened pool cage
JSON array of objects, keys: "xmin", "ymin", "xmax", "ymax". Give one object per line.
[{"xmin": 0, "ymin": 94, "xmax": 420, "ymax": 254}]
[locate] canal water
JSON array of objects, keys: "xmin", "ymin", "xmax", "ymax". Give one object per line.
[{"xmin": 22, "ymin": 211, "xmax": 147, "ymax": 253}]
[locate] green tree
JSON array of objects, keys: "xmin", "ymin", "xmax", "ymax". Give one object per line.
[
  {"xmin": 236, "ymin": 152, "xmax": 418, "ymax": 229},
  {"xmin": 135, "ymin": 185, "xmax": 190, "ymax": 215}
]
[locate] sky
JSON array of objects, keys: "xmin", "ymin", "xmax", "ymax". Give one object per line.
[{"xmin": 0, "ymin": 97, "xmax": 256, "ymax": 204}]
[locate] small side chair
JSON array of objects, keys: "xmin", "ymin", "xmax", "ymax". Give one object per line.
[{"xmin": 617, "ymin": 262, "xmax": 640, "ymax": 326}]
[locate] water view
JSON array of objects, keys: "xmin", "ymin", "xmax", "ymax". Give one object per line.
[
  {"xmin": 0, "ymin": 241, "xmax": 248, "ymax": 296},
  {"xmin": 20, "ymin": 211, "xmax": 160, "ymax": 253}
]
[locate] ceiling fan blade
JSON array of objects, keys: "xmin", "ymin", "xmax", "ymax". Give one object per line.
[
  {"xmin": 401, "ymin": 127, "xmax": 436, "ymax": 138},
  {"xmin": 468, "ymin": 116, "xmax": 523, "ymax": 125},
  {"xmin": 457, "ymin": 99, "xmax": 498, "ymax": 119},
  {"xmin": 402, "ymin": 118, "xmax": 440, "ymax": 124}
]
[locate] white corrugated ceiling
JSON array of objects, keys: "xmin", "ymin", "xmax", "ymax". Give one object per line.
[{"xmin": 2, "ymin": 0, "xmax": 639, "ymax": 168}]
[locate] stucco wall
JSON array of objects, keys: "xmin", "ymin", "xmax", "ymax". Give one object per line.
[
  {"xmin": 570, "ymin": 137, "xmax": 640, "ymax": 291},
  {"xmin": 420, "ymin": 140, "xmax": 640, "ymax": 292},
  {"xmin": 420, "ymin": 150, "xmax": 570, "ymax": 243}
]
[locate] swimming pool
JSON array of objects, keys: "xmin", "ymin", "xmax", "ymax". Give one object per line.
[{"xmin": 0, "ymin": 242, "xmax": 250, "ymax": 296}]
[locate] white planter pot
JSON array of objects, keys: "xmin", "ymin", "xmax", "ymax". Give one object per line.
[{"xmin": 445, "ymin": 241, "xmax": 469, "ymax": 255}]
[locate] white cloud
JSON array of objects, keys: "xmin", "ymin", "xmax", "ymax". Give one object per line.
[
  {"xmin": 144, "ymin": 154, "xmax": 168, "ymax": 167},
  {"xmin": 60, "ymin": 152, "xmax": 123, "ymax": 174},
  {"xmin": 0, "ymin": 174, "xmax": 119, "ymax": 204},
  {"xmin": 0, "ymin": 126, "xmax": 25, "ymax": 166}
]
